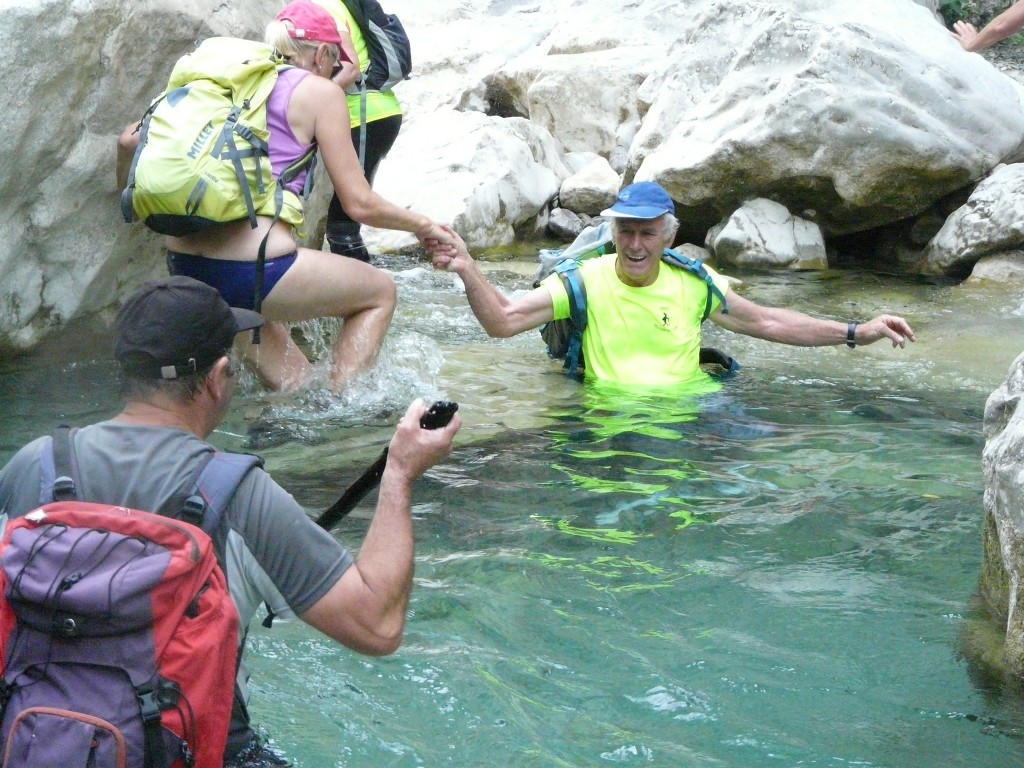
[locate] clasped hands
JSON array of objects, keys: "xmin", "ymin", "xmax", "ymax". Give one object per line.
[{"xmin": 423, "ymin": 224, "xmax": 466, "ymax": 272}]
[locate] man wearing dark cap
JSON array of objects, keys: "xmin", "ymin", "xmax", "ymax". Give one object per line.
[
  {"xmin": 0, "ymin": 276, "xmax": 460, "ymax": 768},
  {"xmin": 429, "ymin": 181, "xmax": 916, "ymax": 386}
]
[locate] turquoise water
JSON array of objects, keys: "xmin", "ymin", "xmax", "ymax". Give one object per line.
[{"xmin": 2, "ymin": 258, "xmax": 1023, "ymax": 766}]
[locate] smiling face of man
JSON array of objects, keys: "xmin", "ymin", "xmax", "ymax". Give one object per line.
[{"xmin": 612, "ymin": 215, "xmax": 674, "ymax": 287}]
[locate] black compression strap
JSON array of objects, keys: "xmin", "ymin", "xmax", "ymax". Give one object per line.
[
  {"xmin": 137, "ymin": 684, "xmax": 169, "ymax": 768},
  {"xmin": 51, "ymin": 426, "xmax": 78, "ymax": 502}
]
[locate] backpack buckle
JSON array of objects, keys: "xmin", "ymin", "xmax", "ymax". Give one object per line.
[
  {"xmin": 136, "ymin": 685, "xmax": 162, "ymax": 721},
  {"xmin": 180, "ymin": 494, "xmax": 206, "ymax": 528},
  {"xmin": 51, "ymin": 475, "xmax": 77, "ymax": 502},
  {"xmin": 136, "ymin": 679, "xmax": 180, "ymax": 718}
]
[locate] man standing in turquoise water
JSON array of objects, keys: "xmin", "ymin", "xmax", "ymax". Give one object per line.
[{"xmin": 429, "ymin": 181, "xmax": 915, "ymax": 387}]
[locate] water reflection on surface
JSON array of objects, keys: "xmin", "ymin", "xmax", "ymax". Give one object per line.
[{"xmin": 1, "ymin": 257, "xmax": 1022, "ymax": 766}]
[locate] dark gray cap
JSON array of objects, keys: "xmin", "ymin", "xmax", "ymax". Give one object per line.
[{"xmin": 114, "ymin": 276, "xmax": 263, "ymax": 379}]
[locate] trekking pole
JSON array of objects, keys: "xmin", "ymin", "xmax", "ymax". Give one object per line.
[
  {"xmin": 315, "ymin": 449, "xmax": 388, "ymax": 531},
  {"xmin": 315, "ymin": 401, "xmax": 458, "ymax": 531}
]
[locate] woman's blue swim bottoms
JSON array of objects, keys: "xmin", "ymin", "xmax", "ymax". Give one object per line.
[{"xmin": 166, "ymin": 250, "xmax": 298, "ymax": 311}]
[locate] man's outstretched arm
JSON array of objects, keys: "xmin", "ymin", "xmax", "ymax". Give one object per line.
[
  {"xmin": 429, "ymin": 226, "xmax": 555, "ymax": 338},
  {"xmin": 711, "ymin": 291, "xmax": 915, "ymax": 348},
  {"xmin": 300, "ymin": 399, "xmax": 460, "ymax": 656}
]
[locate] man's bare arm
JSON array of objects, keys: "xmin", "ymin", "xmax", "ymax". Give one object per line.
[
  {"xmin": 951, "ymin": 1, "xmax": 1024, "ymax": 52},
  {"xmin": 711, "ymin": 291, "xmax": 915, "ymax": 348},
  {"xmin": 116, "ymin": 122, "xmax": 142, "ymax": 190},
  {"xmin": 300, "ymin": 399, "xmax": 460, "ymax": 655},
  {"xmin": 429, "ymin": 226, "xmax": 555, "ymax": 337}
]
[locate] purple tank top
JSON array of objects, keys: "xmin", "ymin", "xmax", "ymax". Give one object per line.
[{"xmin": 266, "ymin": 67, "xmax": 315, "ymax": 196}]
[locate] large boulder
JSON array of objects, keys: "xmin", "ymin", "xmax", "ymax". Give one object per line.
[
  {"xmin": 558, "ymin": 157, "xmax": 619, "ymax": 217},
  {"xmin": 0, "ymin": 0, "xmax": 282, "ymax": 354},
  {"xmin": 706, "ymin": 199, "xmax": 827, "ymax": 270},
  {"xmin": 484, "ymin": 41, "xmax": 658, "ymax": 174},
  {"xmin": 363, "ymin": 109, "xmax": 571, "ymax": 252},
  {"xmin": 968, "ymin": 251, "xmax": 1024, "ymax": 282},
  {"xmin": 979, "ymin": 351, "xmax": 1024, "ymax": 679},
  {"xmin": 629, "ymin": 1, "xmax": 1024, "ymax": 237},
  {"xmin": 397, "ymin": 0, "xmax": 1024, "ymax": 246},
  {"xmin": 923, "ymin": 163, "xmax": 1024, "ymax": 276}
]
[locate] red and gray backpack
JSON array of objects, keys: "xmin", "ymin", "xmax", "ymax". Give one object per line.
[{"xmin": 0, "ymin": 427, "xmax": 261, "ymax": 768}]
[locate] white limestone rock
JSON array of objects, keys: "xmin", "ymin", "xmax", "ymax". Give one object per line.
[
  {"xmin": 708, "ymin": 199, "xmax": 828, "ymax": 270},
  {"xmin": 968, "ymin": 252, "xmax": 1024, "ymax": 282},
  {"xmin": 630, "ymin": 1, "xmax": 1024, "ymax": 236},
  {"xmin": 558, "ymin": 157, "xmax": 620, "ymax": 216},
  {"xmin": 363, "ymin": 109, "xmax": 572, "ymax": 252},
  {"xmin": 982, "ymin": 351, "xmax": 1024, "ymax": 677},
  {"xmin": 925, "ymin": 164, "xmax": 1024, "ymax": 275},
  {"xmin": 547, "ymin": 208, "xmax": 586, "ymax": 240},
  {"xmin": 0, "ymin": 0, "xmax": 283, "ymax": 352}
]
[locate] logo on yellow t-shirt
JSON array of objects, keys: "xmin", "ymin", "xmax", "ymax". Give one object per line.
[{"xmin": 656, "ymin": 306, "xmax": 677, "ymax": 332}]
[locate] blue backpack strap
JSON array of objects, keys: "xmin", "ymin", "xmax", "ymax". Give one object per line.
[
  {"xmin": 181, "ymin": 451, "xmax": 263, "ymax": 733},
  {"xmin": 38, "ymin": 438, "xmax": 56, "ymax": 506},
  {"xmin": 661, "ymin": 250, "xmax": 740, "ymax": 380},
  {"xmin": 661, "ymin": 248, "xmax": 729, "ymax": 320},
  {"xmin": 553, "ymin": 259, "xmax": 588, "ymax": 379},
  {"xmin": 182, "ymin": 451, "xmax": 264, "ymax": 537}
]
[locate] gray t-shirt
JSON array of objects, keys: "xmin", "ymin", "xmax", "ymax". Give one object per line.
[{"xmin": 0, "ymin": 421, "xmax": 354, "ymax": 756}]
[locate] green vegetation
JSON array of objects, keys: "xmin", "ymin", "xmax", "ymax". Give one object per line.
[{"xmin": 938, "ymin": 0, "xmax": 979, "ymax": 27}]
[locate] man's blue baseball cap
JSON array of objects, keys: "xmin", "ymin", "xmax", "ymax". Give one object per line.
[{"xmin": 600, "ymin": 181, "xmax": 675, "ymax": 219}]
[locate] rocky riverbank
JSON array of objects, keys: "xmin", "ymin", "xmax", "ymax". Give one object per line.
[
  {"xmin": 4, "ymin": 0, "xmax": 1024, "ymax": 354},
  {"xmin": 983, "ymin": 40, "xmax": 1024, "ymax": 85}
]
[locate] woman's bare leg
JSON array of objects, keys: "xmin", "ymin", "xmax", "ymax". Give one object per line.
[
  {"xmin": 234, "ymin": 321, "xmax": 313, "ymax": 392},
  {"xmin": 259, "ymin": 247, "xmax": 397, "ymax": 390}
]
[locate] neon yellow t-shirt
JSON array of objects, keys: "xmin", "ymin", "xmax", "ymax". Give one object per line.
[
  {"xmin": 314, "ymin": 0, "xmax": 403, "ymax": 127},
  {"xmin": 543, "ymin": 253, "xmax": 730, "ymax": 386}
]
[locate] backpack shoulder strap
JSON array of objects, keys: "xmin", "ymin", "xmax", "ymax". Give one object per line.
[
  {"xmin": 40, "ymin": 426, "xmax": 79, "ymax": 505},
  {"xmin": 553, "ymin": 259, "xmax": 588, "ymax": 378},
  {"xmin": 661, "ymin": 248, "xmax": 729, "ymax": 321},
  {"xmin": 38, "ymin": 429, "xmax": 262, "ymax": 536},
  {"xmin": 120, "ymin": 93, "xmax": 166, "ymax": 225},
  {"xmin": 181, "ymin": 451, "xmax": 264, "ymax": 536},
  {"xmin": 339, "ymin": 0, "xmax": 370, "ymax": 33},
  {"xmin": 337, "ymin": 0, "xmax": 372, "ymax": 164},
  {"xmin": 660, "ymin": 250, "xmax": 741, "ymax": 380},
  {"xmin": 254, "ymin": 139, "xmax": 319, "ymax": 324}
]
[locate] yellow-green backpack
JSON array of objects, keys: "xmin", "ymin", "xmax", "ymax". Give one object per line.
[{"xmin": 121, "ymin": 37, "xmax": 316, "ymax": 237}]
